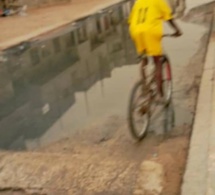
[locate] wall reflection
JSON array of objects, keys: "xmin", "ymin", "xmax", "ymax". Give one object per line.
[{"xmin": 0, "ymin": 0, "xmax": 136, "ymax": 150}]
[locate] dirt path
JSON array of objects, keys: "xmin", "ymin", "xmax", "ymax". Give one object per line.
[{"xmin": 0, "ymin": 119, "xmax": 192, "ymax": 195}]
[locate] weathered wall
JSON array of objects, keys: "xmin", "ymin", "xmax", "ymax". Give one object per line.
[
  {"xmin": 168, "ymin": 0, "xmax": 177, "ymax": 11},
  {"xmin": 2, "ymin": 0, "xmax": 72, "ymax": 9},
  {"xmin": 29, "ymin": 0, "xmax": 71, "ymax": 8},
  {"xmin": 168, "ymin": 0, "xmax": 186, "ymax": 17}
]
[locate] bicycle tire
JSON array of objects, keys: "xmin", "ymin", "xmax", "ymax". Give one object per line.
[
  {"xmin": 164, "ymin": 100, "xmax": 175, "ymax": 132},
  {"xmin": 162, "ymin": 56, "xmax": 172, "ymax": 106},
  {"xmin": 128, "ymin": 81, "xmax": 150, "ymax": 141}
]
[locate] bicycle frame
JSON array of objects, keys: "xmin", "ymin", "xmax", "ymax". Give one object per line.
[
  {"xmin": 160, "ymin": 55, "xmax": 172, "ymax": 81},
  {"xmin": 140, "ymin": 53, "xmax": 172, "ymax": 106}
]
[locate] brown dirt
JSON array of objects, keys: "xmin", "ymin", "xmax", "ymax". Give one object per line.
[
  {"xmin": 158, "ymin": 134, "xmax": 190, "ymax": 195},
  {"xmin": 0, "ymin": 131, "xmax": 192, "ymax": 195},
  {"xmin": 37, "ymin": 123, "xmax": 191, "ymax": 195}
]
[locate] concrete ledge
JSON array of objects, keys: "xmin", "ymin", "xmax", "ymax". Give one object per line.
[
  {"xmin": 0, "ymin": 0, "xmax": 69, "ymax": 10},
  {"xmin": 181, "ymin": 16, "xmax": 215, "ymax": 195}
]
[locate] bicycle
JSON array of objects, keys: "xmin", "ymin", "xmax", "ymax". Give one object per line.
[{"xmin": 128, "ymin": 34, "xmax": 175, "ymax": 141}]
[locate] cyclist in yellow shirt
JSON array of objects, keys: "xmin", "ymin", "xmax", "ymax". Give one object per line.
[{"xmin": 128, "ymin": 0, "xmax": 182, "ymax": 97}]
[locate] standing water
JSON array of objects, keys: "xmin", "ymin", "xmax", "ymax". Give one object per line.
[
  {"xmin": 0, "ymin": 1, "xmax": 139, "ymax": 150},
  {"xmin": 0, "ymin": 0, "xmax": 207, "ymax": 151}
]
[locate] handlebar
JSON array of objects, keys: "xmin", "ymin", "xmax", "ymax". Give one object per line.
[
  {"xmin": 162, "ymin": 33, "xmax": 182, "ymax": 38},
  {"xmin": 162, "ymin": 34, "xmax": 175, "ymax": 37}
]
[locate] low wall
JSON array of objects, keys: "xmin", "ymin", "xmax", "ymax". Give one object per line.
[
  {"xmin": 0, "ymin": 0, "xmax": 71, "ymax": 9},
  {"xmin": 25, "ymin": 0, "xmax": 72, "ymax": 8}
]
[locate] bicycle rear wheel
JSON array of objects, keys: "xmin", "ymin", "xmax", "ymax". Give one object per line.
[
  {"xmin": 162, "ymin": 56, "xmax": 172, "ymax": 106},
  {"xmin": 164, "ymin": 100, "xmax": 175, "ymax": 132},
  {"xmin": 128, "ymin": 81, "xmax": 150, "ymax": 140}
]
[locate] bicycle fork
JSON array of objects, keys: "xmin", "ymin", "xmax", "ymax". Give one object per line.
[
  {"xmin": 139, "ymin": 58, "xmax": 154, "ymax": 116},
  {"xmin": 153, "ymin": 56, "xmax": 172, "ymax": 97}
]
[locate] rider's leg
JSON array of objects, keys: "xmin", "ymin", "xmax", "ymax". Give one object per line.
[
  {"xmin": 153, "ymin": 56, "xmax": 164, "ymax": 97},
  {"xmin": 130, "ymin": 32, "xmax": 147, "ymax": 84},
  {"xmin": 141, "ymin": 33, "xmax": 163, "ymax": 97},
  {"xmin": 140, "ymin": 54, "xmax": 149, "ymax": 95},
  {"xmin": 140, "ymin": 55, "xmax": 148, "ymax": 82}
]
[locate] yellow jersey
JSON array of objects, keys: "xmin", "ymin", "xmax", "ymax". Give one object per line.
[{"xmin": 128, "ymin": 0, "xmax": 173, "ymax": 36}]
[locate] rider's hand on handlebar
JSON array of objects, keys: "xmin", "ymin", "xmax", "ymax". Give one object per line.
[{"xmin": 172, "ymin": 30, "xmax": 182, "ymax": 37}]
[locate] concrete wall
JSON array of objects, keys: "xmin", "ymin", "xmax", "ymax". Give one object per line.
[
  {"xmin": 33, "ymin": 0, "xmax": 71, "ymax": 8},
  {"xmin": 2, "ymin": 0, "xmax": 72, "ymax": 9},
  {"xmin": 168, "ymin": 0, "xmax": 186, "ymax": 17}
]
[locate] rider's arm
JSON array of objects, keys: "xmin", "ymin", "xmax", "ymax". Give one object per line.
[
  {"xmin": 167, "ymin": 19, "xmax": 182, "ymax": 37},
  {"xmin": 157, "ymin": 0, "xmax": 182, "ymax": 37}
]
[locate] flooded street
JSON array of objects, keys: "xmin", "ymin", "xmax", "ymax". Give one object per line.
[
  {"xmin": 0, "ymin": 0, "xmax": 212, "ymax": 194},
  {"xmin": 0, "ymin": 1, "xmax": 206, "ymax": 151},
  {"xmin": 0, "ymin": 2, "xmax": 138, "ymax": 150}
]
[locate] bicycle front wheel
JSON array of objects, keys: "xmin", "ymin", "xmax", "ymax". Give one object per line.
[{"xmin": 128, "ymin": 81, "xmax": 150, "ymax": 141}]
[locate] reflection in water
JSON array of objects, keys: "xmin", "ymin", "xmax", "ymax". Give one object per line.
[{"xmin": 0, "ymin": 1, "xmax": 137, "ymax": 150}]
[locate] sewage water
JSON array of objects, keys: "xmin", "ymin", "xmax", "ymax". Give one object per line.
[{"xmin": 0, "ymin": 1, "xmax": 139, "ymax": 150}]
